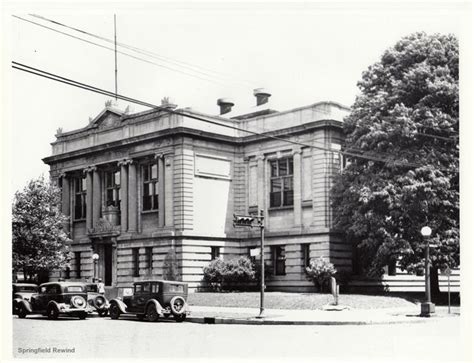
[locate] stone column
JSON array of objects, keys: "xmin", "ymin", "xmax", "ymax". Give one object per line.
[
  {"xmin": 128, "ymin": 160, "xmax": 138, "ymax": 233},
  {"xmin": 60, "ymin": 173, "xmax": 70, "ymax": 233},
  {"xmin": 155, "ymin": 153, "xmax": 165, "ymax": 228},
  {"xmin": 92, "ymin": 166, "xmax": 101, "ymax": 228},
  {"xmin": 84, "ymin": 167, "xmax": 93, "ymax": 232},
  {"xmin": 118, "ymin": 160, "xmax": 129, "ymax": 233},
  {"xmin": 293, "ymin": 148, "xmax": 302, "ymax": 227}
]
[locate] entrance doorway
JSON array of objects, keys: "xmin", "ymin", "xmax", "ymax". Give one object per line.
[{"xmin": 104, "ymin": 244, "xmax": 113, "ymax": 286}]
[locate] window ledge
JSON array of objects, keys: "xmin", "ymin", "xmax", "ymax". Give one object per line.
[
  {"xmin": 73, "ymin": 219, "xmax": 86, "ymax": 222},
  {"xmin": 141, "ymin": 210, "xmax": 159, "ymax": 214},
  {"xmin": 301, "ymin": 200, "xmax": 313, "ymax": 207},
  {"xmin": 268, "ymin": 205, "xmax": 294, "ymax": 211}
]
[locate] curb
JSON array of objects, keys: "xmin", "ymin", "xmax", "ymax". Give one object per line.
[{"xmin": 186, "ymin": 316, "xmax": 433, "ymax": 326}]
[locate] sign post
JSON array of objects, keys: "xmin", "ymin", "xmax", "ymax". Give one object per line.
[
  {"xmin": 233, "ymin": 210, "xmax": 265, "ymax": 318},
  {"xmin": 444, "ymin": 267, "xmax": 452, "ymax": 314}
]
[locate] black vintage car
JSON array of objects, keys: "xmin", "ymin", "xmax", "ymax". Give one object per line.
[
  {"xmin": 109, "ymin": 280, "xmax": 189, "ymax": 322},
  {"xmin": 85, "ymin": 283, "xmax": 109, "ymax": 317},
  {"xmin": 14, "ymin": 282, "xmax": 93, "ymax": 320},
  {"xmin": 12, "ymin": 283, "xmax": 38, "ymax": 315}
]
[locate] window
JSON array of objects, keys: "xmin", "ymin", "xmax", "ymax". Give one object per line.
[
  {"xmin": 105, "ymin": 170, "xmax": 121, "ymax": 208},
  {"xmin": 75, "ymin": 252, "xmax": 81, "ymax": 278},
  {"xmin": 272, "ymin": 245, "xmax": 286, "ymax": 275},
  {"xmin": 152, "ymin": 283, "xmax": 159, "ymax": 293},
  {"xmin": 146, "ymin": 247, "xmax": 153, "ymax": 270},
  {"xmin": 302, "ymin": 244, "xmax": 311, "ymax": 268},
  {"xmin": 211, "ymin": 246, "xmax": 221, "ymax": 260},
  {"xmin": 132, "ymin": 248, "xmax": 140, "ymax": 277},
  {"xmin": 143, "ymin": 163, "xmax": 159, "ymax": 211},
  {"xmin": 269, "ymin": 157, "xmax": 294, "ymax": 207},
  {"xmin": 74, "ymin": 177, "xmax": 87, "ymax": 220}
]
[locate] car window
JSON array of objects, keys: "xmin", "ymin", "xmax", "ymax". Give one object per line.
[
  {"xmin": 44, "ymin": 285, "xmax": 59, "ymax": 294},
  {"xmin": 86, "ymin": 285, "xmax": 98, "ymax": 293},
  {"xmin": 167, "ymin": 284, "xmax": 184, "ymax": 293},
  {"xmin": 65, "ymin": 286, "xmax": 84, "ymax": 293},
  {"xmin": 151, "ymin": 284, "xmax": 159, "ymax": 293}
]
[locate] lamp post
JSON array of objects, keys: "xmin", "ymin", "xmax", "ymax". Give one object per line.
[
  {"xmin": 420, "ymin": 226, "xmax": 435, "ymax": 317},
  {"xmin": 92, "ymin": 253, "xmax": 99, "ymax": 282}
]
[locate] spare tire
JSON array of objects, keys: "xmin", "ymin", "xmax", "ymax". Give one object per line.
[
  {"xmin": 94, "ymin": 296, "xmax": 106, "ymax": 309},
  {"xmin": 170, "ymin": 296, "xmax": 186, "ymax": 315},
  {"xmin": 71, "ymin": 295, "xmax": 86, "ymax": 309}
]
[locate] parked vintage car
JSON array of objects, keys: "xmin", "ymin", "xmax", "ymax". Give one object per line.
[
  {"xmin": 109, "ymin": 280, "xmax": 189, "ymax": 322},
  {"xmin": 85, "ymin": 283, "xmax": 109, "ymax": 317},
  {"xmin": 14, "ymin": 281, "xmax": 93, "ymax": 320},
  {"xmin": 12, "ymin": 283, "xmax": 38, "ymax": 315}
]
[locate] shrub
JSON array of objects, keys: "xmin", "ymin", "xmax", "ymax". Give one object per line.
[
  {"xmin": 203, "ymin": 256, "xmax": 256, "ymax": 291},
  {"xmin": 202, "ymin": 258, "xmax": 226, "ymax": 291},
  {"xmin": 305, "ymin": 258, "xmax": 337, "ymax": 292},
  {"xmin": 162, "ymin": 248, "xmax": 181, "ymax": 281}
]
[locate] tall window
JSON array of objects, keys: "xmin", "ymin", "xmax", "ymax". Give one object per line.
[
  {"xmin": 105, "ymin": 170, "xmax": 121, "ymax": 208},
  {"xmin": 211, "ymin": 246, "xmax": 221, "ymax": 260},
  {"xmin": 146, "ymin": 247, "xmax": 153, "ymax": 271},
  {"xmin": 302, "ymin": 244, "xmax": 311, "ymax": 269},
  {"xmin": 133, "ymin": 248, "xmax": 140, "ymax": 277},
  {"xmin": 272, "ymin": 245, "xmax": 286, "ymax": 276},
  {"xmin": 75, "ymin": 252, "xmax": 81, "ymax": 278},
  {"xmin": 269, "ymin": 157, "xmax": 294, "ymax": 208},
  {"xmin": 143, "ymin": 163, "xmax": 158, "ymax": 211},
  {"xmin": 74, "ymin": 177, "xmax": 87, "ymax": 220}
]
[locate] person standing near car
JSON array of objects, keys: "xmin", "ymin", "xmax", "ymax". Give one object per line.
[{"xmin": 97, "ymin": 278, "xmax": 105, "ymax": 294}]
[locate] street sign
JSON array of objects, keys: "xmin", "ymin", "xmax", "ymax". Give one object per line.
[{"xmin": 250, "ymin": 248, "xmax": 261, "ymax": 257}]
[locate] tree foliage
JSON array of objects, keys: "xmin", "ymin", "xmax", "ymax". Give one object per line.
[
  {"xmin": 12, "ymin": 177, "xmax": 72, "ymax": 282},
  {"xmin": 332, "ymin": 32, "xmax": 459, "ymax": 277},
  {"xmin": 162, "ymin": 248, "xmax": 182, "ymax": 281}
]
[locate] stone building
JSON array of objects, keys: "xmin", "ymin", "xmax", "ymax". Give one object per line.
[{"xmin": 43, "ymin": 90, "xmax": 352, "ymax": 294}]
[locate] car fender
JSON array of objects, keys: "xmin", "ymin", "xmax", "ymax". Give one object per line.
[
  {"xmin": 109, "ymin": 298, "xmax": 128, "ymax": 314},
  {"xmin": 47, "ymin": 300, "xmax": 61, "ymax": 312},
  {"xmin": 145, "ymin": 299, "xmax": 163, "ymax": 313},
  {"xmin": 14, "ymin": 298, "xmax": 33, "ymax": 313}
]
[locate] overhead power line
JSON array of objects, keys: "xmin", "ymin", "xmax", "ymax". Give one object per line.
[
  {"xmin": 12, "ymin": 61, "xmax": 449, "ymax": 171},
  {"xmin": 28, "ymin": 13, "xmax": 256, "ymax": 88},
  {"xmin": 12, "ymin": 15, "xmax": 241, "ymax": 88}
]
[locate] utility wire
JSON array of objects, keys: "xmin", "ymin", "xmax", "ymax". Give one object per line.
[
  {"xmin": 28, "ymin": 13, "xmax": 256, "ymax": 88},
  {"xmin": 12, "ymin": 15, "xmax": 238, "ymax": 88},
  {"xmin": 12, "ymin": 61, "xmax": 449, "ymax": 170}
]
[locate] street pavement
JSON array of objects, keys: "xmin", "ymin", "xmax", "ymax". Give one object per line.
[{"xmin": 11, "ymin": 310, "xmax": 469, "ymax": 361}]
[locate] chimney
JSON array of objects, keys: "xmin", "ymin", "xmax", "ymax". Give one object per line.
[
  {"xmin": 217, "ymin": 98, "xmax": 235, "ymax": 115},
  {"xmin": 253, "ymin": 88, "xmax": 271, "ymax": 106}
]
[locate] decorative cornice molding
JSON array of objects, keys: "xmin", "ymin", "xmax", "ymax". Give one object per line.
[
  {"xmin": 154, "ymin": 153, "xmax": 164, "ymax": 160},
  {"xmin": 83, "ymin": 165, "xmax": 97, "ymax": 174},
  {"xmin": 117, "ymin": 158, "xmax": 133, "ymax": 167}
]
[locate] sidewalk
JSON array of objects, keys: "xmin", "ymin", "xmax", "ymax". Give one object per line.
[{"xmin": 186, "ymin": 305, "xmax": 460, "ymax": 325}]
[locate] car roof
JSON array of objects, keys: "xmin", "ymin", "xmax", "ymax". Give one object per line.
[
  {"xmin": 39, "ymin": 281, "xmax": 87, "ymax": 287},
  {"xmin": 133, "ymin": 280, "xmax": 187, "ymax": 285},
  {"xmin": 13, "ymin": 283, "xmax": 38, "ymax": 287}
]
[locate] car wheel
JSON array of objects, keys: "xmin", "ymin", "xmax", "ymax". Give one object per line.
[
  {"xmin": 174, "ymin": 314, "xmax": 186, "ymax": 323},
  {"xmin": 146, "ymin": 304, "xmax": 159, "ymax": 322},
  {"xmin": 170, "ymin": 296, "xmax": 186, "ymax": 315},
  {"xmin": 110, "ymin": 304, "xmax": 120, "ymax": 320},
  {"xmin": 47, "ymin": 305, "xmax": 59, "ymax": 320},
  {"xmin": 17, "ymin": 305, "xmax": 27, "ymax": 319},
  {"xmin": 163, "ymin": 313, "xmax": 171, "ymax": 318},
  {"xmin": 78, "ymin": 312, "xmax": 87, "ymax": 320},
  {"xmin": 136, "ymin": 314, "xmax": 145, "ymax": 321}
]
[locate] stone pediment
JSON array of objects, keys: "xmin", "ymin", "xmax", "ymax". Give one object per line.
[{"xmin": 88, "ymin": 108, "xmax": 123, "ymax": 130}]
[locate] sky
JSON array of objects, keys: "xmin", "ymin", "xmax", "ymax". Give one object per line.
[{"xmin": 2, "ymin": 1, "xmax": 470, "ymax": 199}]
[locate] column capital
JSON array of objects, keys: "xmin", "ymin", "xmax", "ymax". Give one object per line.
[
  {"xmin": 154, "ymin": 153, "xmax": 164, "ymax": 160},
  {"xmin": 118, "ymin": 158, "xmax": 133, "ymax": 167},
  {"xmin": 59, "ymin": 172, "xmax": 67, "ymax": 178},
  {"xmin": 292, "ymin": 147, "xmax": 303, "ymax": 156},
  {"xmin": 256, "ymin": 154, "xmax": 266, "ymax": 161},
  {"xmin": 83, "ymin": 166, "xmax": 95, "ymax": 174}
]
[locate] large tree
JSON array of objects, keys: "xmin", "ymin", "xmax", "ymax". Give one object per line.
[
  {"xmin": 332, "ymin": 32, "xmax": 459, "ymax": 290},
  {"xmin": 12, "ymin": 177, "xmax": 72, "ymax": 282}
]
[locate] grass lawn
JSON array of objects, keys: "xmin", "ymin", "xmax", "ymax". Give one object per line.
[{"xmin": 187, "ymin": 292, "xmax": 417, "ymax": 310}]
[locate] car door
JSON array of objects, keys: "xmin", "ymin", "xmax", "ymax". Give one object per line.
[{"xmin": 129, "ymin": 283, "xmax": 148, "ymax": 313}]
